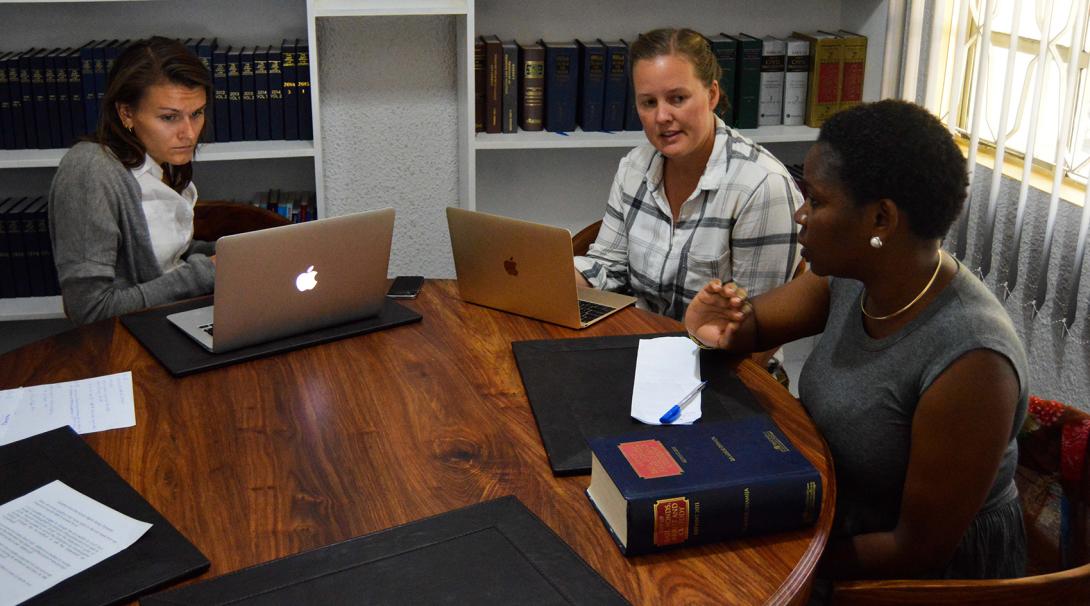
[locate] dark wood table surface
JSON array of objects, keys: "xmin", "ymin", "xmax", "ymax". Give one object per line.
[{"xmin": 0, "ymin": 280, "xmax": 835, "ymax": 605}]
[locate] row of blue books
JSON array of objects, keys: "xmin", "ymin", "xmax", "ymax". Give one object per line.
[
  {"xmin": 0, "ymin": 38, "xmax": 313, "ymax": 151},
  {"xmin": 0, "ymin": 196, "xmax": 58, "ymax": 298}
]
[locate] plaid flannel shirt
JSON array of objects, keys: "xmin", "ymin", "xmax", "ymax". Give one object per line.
[{"xmin": 575, "ymin": 118, "xmax": 802, "ymax": 321}]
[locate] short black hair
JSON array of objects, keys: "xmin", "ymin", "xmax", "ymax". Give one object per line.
[{"xmin": 817, "ymin": 99, "xmax": 968, "ymax": 240}]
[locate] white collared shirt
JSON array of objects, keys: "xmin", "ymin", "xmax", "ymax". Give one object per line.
[{"xmin": 131, "ymin": 154, "xmax": 198, "ymax": 273}]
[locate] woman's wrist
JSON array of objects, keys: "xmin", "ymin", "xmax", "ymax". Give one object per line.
[{"xmin": 687, "ymin": 331, "xmax": 715, "ymax": 350}]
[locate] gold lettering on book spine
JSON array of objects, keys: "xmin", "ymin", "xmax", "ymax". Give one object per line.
[
  {"xmin": 763, "ymin": 430, "xmax": 789, "ymax": 452},
  {"xmin": 653, "ymin": 496, "xmax": 690, "ymax": 546},
  {"xmin": 804, "ymin": 480, "xmax": 818, "ymax": 522}
]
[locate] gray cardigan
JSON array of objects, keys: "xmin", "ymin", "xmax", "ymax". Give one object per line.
[{"xmin": 48, "ymin": 142, "xmax": 215, "ymax": 325}]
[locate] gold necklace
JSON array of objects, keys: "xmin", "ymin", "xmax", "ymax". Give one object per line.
[{"xmin": 860, "ymin": 250, "xmax": 945, "ymax": 321}]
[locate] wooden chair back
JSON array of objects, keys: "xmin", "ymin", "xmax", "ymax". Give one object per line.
[
  {"xmin": 571, "ymin": 220, "xmax": 602, "ymax": 256},
  {"xmin": 193, "ymin": 200, "xmax": 290, "ymax": 242}
]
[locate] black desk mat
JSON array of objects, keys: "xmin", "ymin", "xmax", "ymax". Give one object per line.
[
  {"xmin": 1, "ymin": 427, "xmax": 209, "ymax": 605},
  {"xmin": 141, "ymin": 496, "xmax": 628, "ymax": 605},
  {"xmin": 513, "ymin": 333, "xmax": 764, "ymax": 475},
  {"xmin": 121, "ymin": 297, "xmax": 422, "ymax": 377}
]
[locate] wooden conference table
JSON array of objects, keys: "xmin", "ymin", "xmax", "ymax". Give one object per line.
[{"xmin": 0, "ymin": 280, "xmax": 835, "ymax": 605}]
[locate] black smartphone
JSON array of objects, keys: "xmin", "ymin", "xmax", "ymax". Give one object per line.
[{"xmin": 387, "ymin": 275, "xmax": 425, "ymax": 299}]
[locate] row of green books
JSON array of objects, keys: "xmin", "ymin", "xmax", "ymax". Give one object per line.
[
  {"xmin": 0, "ymin": 38, "xmax": 313, "ymax": 151},
  {"xmin": 475, "ymin": 30, "xmax": 866, "ymax": 135}
]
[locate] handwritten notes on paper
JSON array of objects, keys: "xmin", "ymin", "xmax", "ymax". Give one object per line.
[
  {"xmin": 0, "ymin": 480, "xmax": 152, "ymax": 606},
  {"xmin": 0, "ymin": 372, "xmax": 135, "ymax": 446},
  {"xmin": 630, "ymin": 337, "xmax": 702, "ymax": 425}
]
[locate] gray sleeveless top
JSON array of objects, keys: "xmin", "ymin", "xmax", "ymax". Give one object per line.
[{"xmin": 798, "ymin": 259, "xmax": 1028, "ymax": 578}]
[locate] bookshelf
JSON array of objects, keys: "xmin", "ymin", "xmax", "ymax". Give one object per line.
[
  {"xmin": 0, "ymin": 0, "xmax": 316, "ymax": 320},
  {"xmin": 1, "ymin": 0, "xmax": 890, "ymax": 320},
  {"xmin": 468, "ymin": 0, "xmax": 891, "ymax": 234}
]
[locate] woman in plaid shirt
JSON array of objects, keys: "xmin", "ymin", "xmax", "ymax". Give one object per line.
[{"xmin": 574, "ymin": 28, "xmax": 802, "ymax": 322}]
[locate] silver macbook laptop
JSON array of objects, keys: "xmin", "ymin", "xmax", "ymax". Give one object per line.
[
  {"xmin": 168, "ymin": 208, "xmax": 395, "ymax": 353},
  {"xmin": 446, "ymin": 207, "xmax": 636, "ymax": 329}
]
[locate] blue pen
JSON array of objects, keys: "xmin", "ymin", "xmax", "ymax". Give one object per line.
[{"xmin": 659, "ymin": 380, "xmax": 708, "ymax": 424}]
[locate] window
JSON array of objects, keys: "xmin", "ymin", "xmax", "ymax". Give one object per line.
[{"xmin": 939, "ymin": 0, "xmax": 1090, "ymax": 184}]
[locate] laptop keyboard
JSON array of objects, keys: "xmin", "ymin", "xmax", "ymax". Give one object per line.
[
  {"xmin": 200, "ymin": 323, "xmax": 214, "ymax": 337},
  {"xmin": 578, "ymin": 299, "xmax": 614, "ymax": 324}
]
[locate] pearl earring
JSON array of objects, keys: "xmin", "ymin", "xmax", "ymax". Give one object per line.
[{"xmin": 869, "ymin": 236, "xmax": 883, "ymax": 249}]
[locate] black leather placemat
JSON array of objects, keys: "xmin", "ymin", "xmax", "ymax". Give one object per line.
[
  {"xmin": 141, "ymin": 496, "xmax": 628, "ymax": 605},
  {"xmin": 513, "ymin": 333, "xmax": 764, "ymax": 475},
  {"xmin": 121, "ymin": 297, "xmax": 422, "ymax": 377},
  {"xmin": 1, "ymin": 427, "xmax": 209, "ymax": 606}
]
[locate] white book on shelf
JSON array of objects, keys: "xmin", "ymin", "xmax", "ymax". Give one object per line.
[
  {"xmin": 758, "ymin": 36, "xmax": 786, "ymax": 127},
  {"xmin": 783, "ymin": 37, "xmax": 810, "ymax": 126}
]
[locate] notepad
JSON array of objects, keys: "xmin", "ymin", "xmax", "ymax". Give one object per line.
[
  {"xmin": 630, "ymin": 337, "xmax": 703, "ymax": 425},
  {"xmin": 0, "ymin": 372, "xmax": 136, "ymax": 446}
]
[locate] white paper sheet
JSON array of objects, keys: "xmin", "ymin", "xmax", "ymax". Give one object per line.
[
  {"xmin": 0, "ymin": 372, "xmax": 136, "ymax": 446},
  {"xmin": 630, "ymin": 337, "xmax": 703, "ymax": 425},
  {"xmin": 0, "ymin": 480, "xmax": 152, "ymax": 606}
]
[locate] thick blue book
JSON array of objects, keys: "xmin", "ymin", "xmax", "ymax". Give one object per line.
[
  {"xmin": 0, "ymin": 197, "xmax": 19, "ymax": 297},
  {"xmin": 195, "ymin": 38, "xmax": 215, "ymax": 143},
  {"xmin": 79, "ymin": 41, "xmax": 98, "ymax": 137},
  {"xmin": 542, "ymin": 40, "xmax": 577, "ymax": 133},
  {"xmin": 621, "ymin": 39, "xmax": 641, "ymax": 131},
  {"xmin": 281, "ymin": 39, "xmax": 298, "ymax": 140},
  {"xmin": 576, "ymin": 39, "xmax": 605, "ymax": 132},
  {"xmin": 240, "ymin": 47, "xmax": 256, "ymax": 141},
  {"xmin": 586, "ymin": 415, "xmax": 821, "ymax": 555},
  {"xmin": 253, "ymin": 47, "xmax": 269, "ymax": 141},
  {"xmin": 65, "ymin": 46, "xmax": 86, "ymax": 142},
  {"xmin": 91, "ymin": 40, "xmax": 113, "ymax": 135},
  {"xmin": 18, "ymin": 50, "xmax": 37, "ymax": 149},
  {"xmin": 226, "ymin": 46, "xmax": 243, "ymax": 141},
  {"xmin": 47, "ymin": 48, "xmax": 68, "ymax": 149},
  {"xmin": 296, "ymin": 39, "xmax": 312, "ymax": 141},
  {"xmin": 29, "ymin": 48, "xmax": 52, "ymax": 148},
  {"xmin": 0, "ymin": 52, "xmax": 13, "ymax": 149},
  {"xmin": 6, "ymin": 52, "xmax": 26, "ymax": 149},
  {"xmin": 212, "ymin": 45, "xmax": 229, "ymax": 142},
  {"xmin": 4, "ymin": 196, "xmax": 34, "ymax": 296},
  {"xmin": 267, "ymin": 46, "xmax": 284, "ymax": 140},
  {"xmin": 600, "ymin": 39, "xmax": 627, "ymax": 132}
]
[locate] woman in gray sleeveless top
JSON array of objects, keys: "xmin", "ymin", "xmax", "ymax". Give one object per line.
[{"xmin": 684, "ymin": 99, "xmax": 1027, "ymax": 582}]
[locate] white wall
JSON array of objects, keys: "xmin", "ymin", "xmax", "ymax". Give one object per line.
[{"xmin": 315, "ymin": 15, "xmax": 460, "ymax": 279}]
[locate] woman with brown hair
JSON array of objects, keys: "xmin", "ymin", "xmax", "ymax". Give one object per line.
[
  {"xmin": 49, "ymin": 36, "xmax": 215, "ymax": 324},
  {"xmin": 574, "ymin": 27, "xmax": 801, "ymax": 322}
]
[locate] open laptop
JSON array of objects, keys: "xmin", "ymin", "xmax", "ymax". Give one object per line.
[
  {"xmin": 446, "ymin": 207, "xmax": 636, "ymax": 329},
  {"xmin": 167, "ymin": 208, "xmax": 395, "ymax": 353}
]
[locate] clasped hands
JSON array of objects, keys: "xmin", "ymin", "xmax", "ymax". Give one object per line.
[{"xmin": 684, "ymin": 280, "xmax": 752, "ymax": 351}]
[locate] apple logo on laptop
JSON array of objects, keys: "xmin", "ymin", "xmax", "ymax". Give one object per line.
[
  {"xmin": 295, "ymin": 265, "xmax": 318, "ymax": 292},
  {"xmin": 504, "ymin": 256, "xmax": 518, "ymax": 276}
]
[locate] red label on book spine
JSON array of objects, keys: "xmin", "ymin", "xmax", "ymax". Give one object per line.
[
  {"xmin": 653, "ymin": 497, "xmax": 690, "ymax": 546},
  {"xmin": 618, "ymin": 439, "xmax": 683, "ymax": 479}
]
